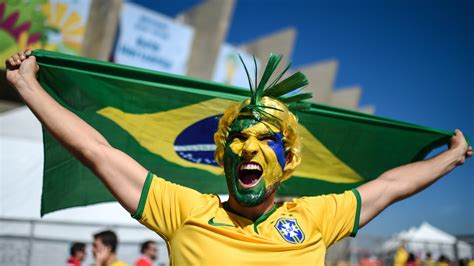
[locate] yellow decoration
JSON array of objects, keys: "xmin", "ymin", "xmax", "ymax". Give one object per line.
[{"xmin": 41, "ymin": 1, "xmax": 86, "ymax": 53}]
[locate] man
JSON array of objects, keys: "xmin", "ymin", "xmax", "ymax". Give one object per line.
[
  {"xmin": 5, "ymin": 51, "xmax": 472, "ymax": 265},
  {"xmin": 424, "ymin": 252, "xmax": 435, "ymax": 266},
  {"xmin": 66, "ymin": 242, "xmax": 86, "ymax": 266},
  {"xmin": 93, "ymin": 230, "xmax": 128, "ymax": 266},
  {"xmin": 135, "ymin": 241, "xmax": 158, "ymax": 266},
  {"xmin": 394, "ymin": 243, "xmax": 409, "ymax": 266}
]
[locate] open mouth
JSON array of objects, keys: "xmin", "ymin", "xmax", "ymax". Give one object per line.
[{"xmin": 237, "ymin": 161, "xmax": 263, "ymax": 188}]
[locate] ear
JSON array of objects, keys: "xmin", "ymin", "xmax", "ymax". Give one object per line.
[
  {"xmin": 284, "ymin": 152, "xmax": 300, "ymax": 172},
  {"xmin": 280, "ymin": 152, "xmax": 300, "ymax": 182}
]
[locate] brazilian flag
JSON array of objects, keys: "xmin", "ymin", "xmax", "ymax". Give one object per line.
[{"xmin": 33, "ymin": 50, "xmax": 457, "ymax": 215}]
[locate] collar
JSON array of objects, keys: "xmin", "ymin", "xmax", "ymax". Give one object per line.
[{"xmin": 223, "ymin": 202, "xmax": 278, "ymax": 234}]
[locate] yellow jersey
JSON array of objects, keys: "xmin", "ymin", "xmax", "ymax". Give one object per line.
[
  {"xmin": 110, "ymin": 260, "xmax": 128, "ymax": 266},
  {"xmin": 133, "ymin": 173, "xmax": 361, "ymax": 265},
  {"xmin": 394, "ymin": 246, "xmax": 409, "ymax": 266}
]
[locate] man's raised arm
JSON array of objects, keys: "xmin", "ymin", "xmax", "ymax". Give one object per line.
[
  {"xmin": 5, "ymin": 50, "xmax": 148, "ymax": 214},
  {"xmin": 357, "ymin": 130, "xmax": 472, "ymax": 228}
]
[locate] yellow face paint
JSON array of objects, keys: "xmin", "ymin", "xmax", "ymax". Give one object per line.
[
  {"xmin": 224, "ymin": 117, "xmax": 286, "ymax": 207},
  {"xmin": 229, "ymin": 123, "xmax": 285, "ymax": 187}
]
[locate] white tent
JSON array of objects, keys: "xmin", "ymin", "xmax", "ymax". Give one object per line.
[{"xmin": 382, "ymin": 222, "xmax": 472, "ymax": 260}]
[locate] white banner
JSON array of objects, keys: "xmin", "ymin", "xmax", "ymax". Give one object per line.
[
  {"xmin": 213, "ymin": 44, "xmax": 261, "ymax": 89},
  {"xmin": 114, "ymin": 2, "xmax": 194, "ymax": 75}
]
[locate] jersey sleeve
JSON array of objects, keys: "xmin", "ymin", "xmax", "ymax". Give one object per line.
[
  {"xmin": 132, "ymin": 172, "xmax": 208, "ymax": 240},
  {"xmin": 299, "ymin": 189, "xmax": 361, "ymax": 247}
]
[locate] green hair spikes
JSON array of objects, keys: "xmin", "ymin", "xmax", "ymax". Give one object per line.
[{"xmin": 238, "ymin": 53, "xmax": 312, "ymax": 120}]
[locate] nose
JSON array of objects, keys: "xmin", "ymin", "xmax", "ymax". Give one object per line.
[{"xmin": 242, "ymin": 137, "xmax": 259, "ymax": 158}]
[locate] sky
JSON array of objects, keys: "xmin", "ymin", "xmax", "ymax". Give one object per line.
[{"xmin": 132, "ymin": 0, "xmax": 474, "ymax": 236}]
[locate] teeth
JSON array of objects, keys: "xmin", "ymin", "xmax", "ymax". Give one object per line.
[{"xmin": 239, "ymin": 163, "xmax": 262, "ymax": 171}]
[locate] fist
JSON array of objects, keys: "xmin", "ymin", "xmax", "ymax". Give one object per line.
[
  {"xmin": 5, "ymin": 50, "xmax": 39, "ymax": 86},
  {"xmin": 449, "ymin": 129, "xmax": 473, "ymax": 165}
]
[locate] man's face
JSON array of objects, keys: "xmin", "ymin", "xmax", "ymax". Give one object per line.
[
  {"xmin": 145, "ymin": 243, "xmax": 158, "ymax": 261},
  {"xmin": 76, "ymin": 249, "xmax": 86, "ymax": 261},
  {"xmin": 223, "ymin": 117, "xmax": 286, "ymax": 207},
  {"xmin": 92, "ymin": 238, "xmax": 104, "ymax": 258}
]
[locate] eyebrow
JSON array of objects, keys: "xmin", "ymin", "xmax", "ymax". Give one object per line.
[
  {"xmin": 259, "ymin": 132, "xmax": 275, "ymax": 138},
  {"xmin": 229, "ymin": 128, "xmax": 275, "ymax": 138}
]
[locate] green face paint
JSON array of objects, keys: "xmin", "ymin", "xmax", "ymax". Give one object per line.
[
  {"xmin": 223, "ymin": 117, "xmax": 284, "ymax": 207},
  {"xmin": 224, "ymin": 143, "xmax": 267, "ymax": 207}
]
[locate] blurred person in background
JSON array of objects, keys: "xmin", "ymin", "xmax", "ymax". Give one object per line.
[
  {"xmin": 359, "ymin": 255, "xmax": 382, "ymax": 266},
  {"xmin": 405, "ymin": 253, "xmax": 418, "ymax": 266},
  {"xmin": 424, "ymin": 252, "xmax": 435, "ymax": 266},
  {"xmin": 394, "ymin": 243, "xmax": 409, "ymax": 266},
  {"xmin": 66, "ymin": 242, "xmax": 86, "ymax": 266},
  {"xmin": 135, "ymin": 240, "xmax": 158, "ymax": 266},
  {"xmin": 93, "ymin": 230, "xmax": 128, "ymax": 266},
  {"xmin": 436, "ymin": 255, "xmax": 450, "ymax": 266},
  {"xmin": 467, "ymin": 258, "xmax": 474, "ymax": 266}
]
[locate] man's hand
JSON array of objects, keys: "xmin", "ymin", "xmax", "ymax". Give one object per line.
[
  {"xmin": 5, "ymin": 49, "xmax": 147, "ymax": 215},
  {"xmin": 357, "ymin": 129, "xmax": 471, "ymax": 228},
  {"xmin": 5, "ymin": 50, "xmax": 39, "ymax": 87},
  {"xmin": 94, "ymin": 245, "xmax": 112, "ymax": 266},
  {"xmin": 449, "ymin": 129, "xmax": 472, "ymax": 166}
]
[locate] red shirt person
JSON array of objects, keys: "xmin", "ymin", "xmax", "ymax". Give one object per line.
[
  {"xmin": 135, "ymin": 241, "xmax": 158, "ymax": 266},
  {"xmin": 66, "ymin": 242, "xmax": 86, "ymax": 266}
]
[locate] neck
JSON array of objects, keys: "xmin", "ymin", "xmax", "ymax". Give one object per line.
[
  {"xmin": 227, "ymin": 192, "xmax": 276, "ymax": 221},
  {"xmin": 107, "ymin": 254, "xmax": 118, "ymax": 265}
]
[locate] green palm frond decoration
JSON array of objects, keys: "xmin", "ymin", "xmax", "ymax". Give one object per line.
[{"xmin": 238, "ymin": 53, "xmax": 312, "ymax": 121}]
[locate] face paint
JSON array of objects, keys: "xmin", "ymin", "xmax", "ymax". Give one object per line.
[
  {"xmin": 267, "ymin": 132, "xmax": 286, "ymax": 170},
  {"xmin": 223, "ymin": 117, "xmax": 286, "ymax": 207}
]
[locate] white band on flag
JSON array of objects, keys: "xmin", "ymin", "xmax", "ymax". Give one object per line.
[{"xmin": 174, "ymin": 144, "xmax": 217, "ymax": 152}]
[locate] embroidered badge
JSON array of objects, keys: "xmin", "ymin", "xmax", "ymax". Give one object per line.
[{"xmin": 274, "ymin": 218, "xmax": 305, "ymax": 244}]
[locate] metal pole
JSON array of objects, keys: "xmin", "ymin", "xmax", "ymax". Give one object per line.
[
  {"xmin": 471, "ymin": 244, "xmax": 474, "ymax": 260},
  {"xmin": 349, "ymin": 237, "xmax": 357, "ymax": 265},
  {"xmin": 26, "ymin": 220, "xmax": 35, "ymax": 266},
  {"xmin": 453, "ymin": 241, "xmax": 459, "ymax": 266}
]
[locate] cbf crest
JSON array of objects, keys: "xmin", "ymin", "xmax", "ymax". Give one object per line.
[{"xmin": 274, "ymin": 218, "xmax": 305, "ymax": 244}]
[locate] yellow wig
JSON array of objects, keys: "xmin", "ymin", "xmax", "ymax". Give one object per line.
[{"xmin": 213, "ymin": 53, "xmax": 312, "ymax": 182}]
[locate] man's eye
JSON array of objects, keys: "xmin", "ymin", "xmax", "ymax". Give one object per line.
[
  {"xmin": 259, "ymin": 135, "xmax": 275, "ymax": 141},
  {"xmin": 232, "ymin": 133, "xmax": 246, "ymax": 140}
]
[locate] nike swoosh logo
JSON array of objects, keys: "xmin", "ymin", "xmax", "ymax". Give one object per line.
[{"xmin": 208, "ymin": 217, "xmax": 236, "ymax": 227}]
